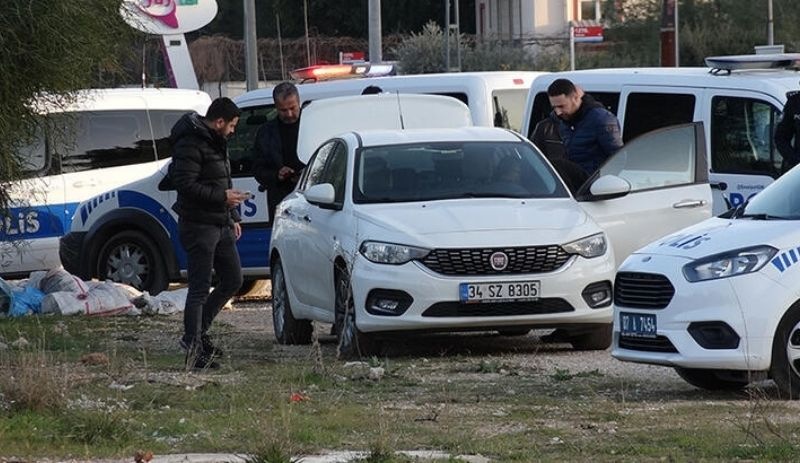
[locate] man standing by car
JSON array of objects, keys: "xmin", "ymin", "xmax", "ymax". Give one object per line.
[
  {"xmin": 547, "ymin": 78, "xmax": 623, "ymax": 175},
  {"xmin": 170, "ymin": 97, "xmax": 247, "ymax": 370},
  {"xmin": 253, "ymin": 82, "xmax": 306, "ymax": 223},
  {"xmin": 775, "ymin": 91, "xmax": 800, "ymax": 172}
]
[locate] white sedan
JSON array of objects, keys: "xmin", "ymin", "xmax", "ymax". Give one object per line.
[
  {"xmin": 612, "ymin": 165, "xmax": 800, "ymax": 397},
  {"xmin": 269, "ymin": 95, "xmax": 711, "ymax": 357}
]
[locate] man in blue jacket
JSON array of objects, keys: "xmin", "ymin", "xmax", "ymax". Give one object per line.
[{"xmin": 547, "ymin": 78, "xmax": 623, "ymax": 175}]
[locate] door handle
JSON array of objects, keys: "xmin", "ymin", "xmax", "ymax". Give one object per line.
[
  {"xmin": 302, "ymin": 215, "xmax": 311, "ymax": 222},
  {"xmin": 282, "ymin": 208, "xmax": 293, "ymax": 217},
  {"xmin": 673, "ymin": 199, "xmax": 707, "ymax": 209},
  {"xmin": 72, "ymin": 180, "xmax": 98, "ymax": 188}
]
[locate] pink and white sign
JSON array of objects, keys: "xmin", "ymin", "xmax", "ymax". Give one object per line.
[{"xmin": 120, "ymin": 0, "xmax": 218, "ymax": 35}]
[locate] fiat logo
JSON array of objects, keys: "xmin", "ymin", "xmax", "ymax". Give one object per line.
[{"xmin": 490, "ymin": 252, "xmax": 509, "ymax": 271}]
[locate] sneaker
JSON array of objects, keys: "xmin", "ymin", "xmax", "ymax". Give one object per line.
[{"xmin": 201, "ymin": 335, "xmax": 224, "ymax": 358}]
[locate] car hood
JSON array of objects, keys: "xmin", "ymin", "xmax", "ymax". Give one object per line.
[
  {"xmin": 354, "ymin": 198, "xmax": 595, "ymax": 247},
  {"xmin": 633, "ymin": 216, "xmax": 800, "ymax": 259}
]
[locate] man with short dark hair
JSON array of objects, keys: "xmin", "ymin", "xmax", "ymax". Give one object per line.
[
  {"xmin": 170, "ymin": 97, "xmax": 247, "ymax": 370},
  {"xmin": 775, "ymin": 91, "xmax": 800, "ymax": 172},
  {"xmin": 547, "ymin": 78, "xmax": 623, "ymax": 175},
  {"xmin": 253, "ymin": 82, "xmax": 306, "ymax": 222}
]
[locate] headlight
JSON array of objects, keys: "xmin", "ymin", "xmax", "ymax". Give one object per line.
[
  {"xmin": 562, "ymin": 233, "xmax": 607, "ymax": 258},
  {"xmin": 683, "ymin": 245, "xmax": 777, "ymax": 282},
  {"xmin": 359, "ymin": 241, "xmax": 430, "ymax": 265}
]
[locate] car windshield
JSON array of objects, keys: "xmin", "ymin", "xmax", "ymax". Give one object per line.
[
  {"xmin": 737, "ymin": 166, "xmax": 800, "ymax": 220},
  {"xmin": 354, "ymin": 141, "xmax": 568, "ymax": 203}
]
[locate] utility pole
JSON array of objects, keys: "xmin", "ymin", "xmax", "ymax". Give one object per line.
[
  {"xmin": 304, "ymin": 0, "xmax": 311, "ymax": 66},
  {"xmin": 674, "ymin": 0, "xmax": 679, "ymax": 67},
  {"xmin": 445, "ymin": 0, "xmax": 450, "ymax": 71},
  {"xmin": 244, "ymin": 0, "xmax": 258, "ymax": 91},
  {"xmin": 768, "ymin": 0, "xmax": 774, "ymax": 45},
  {"xmin": 454, "ymin": 0, "xmax": 461, "ymax": 71},
  {"xmin": 368, "ymin": 0, "xmax": 382, "ymax": 63}
]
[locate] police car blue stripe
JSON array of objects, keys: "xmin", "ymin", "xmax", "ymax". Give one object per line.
[
  {"xmin": 782, "ymin": 254, "xmax": 792, "ymax": 268},
  {"xmin": 790, "ymin": 249, "xmax": 798, "ymax": 264},
  {"xmin": 772, "ymin": 257, "xmax": 785, "ymax": 272}
]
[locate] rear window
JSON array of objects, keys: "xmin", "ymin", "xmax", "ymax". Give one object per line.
[{"xmin": 492, "ymin": 88, "xmax": 528, "ymax": 132}]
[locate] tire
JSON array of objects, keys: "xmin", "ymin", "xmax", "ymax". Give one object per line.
[
  {"xmin": 569, "ymin": 324, "xmax": 612, "ymax": 351},
  {"xmin": 675, "ymin": 367, "xmax": 750, "ymax": 391},
  {"xmin": 270, "ymin": 259, "xmax": 312, "ymax": 345},
  {"xmin": 769, "ymin": 304, "xmax": 800, "ymax": 399},
  {"xmin": 497, "ymin": 328, "xmax": 530, "ymax": 337},
  {"xmin": 95, "ymin": 230, "xmax": 168, "ymax": 295},
  {"xmin": 334, "ymin": 268, "xmax": 378, "ymax": 359}
]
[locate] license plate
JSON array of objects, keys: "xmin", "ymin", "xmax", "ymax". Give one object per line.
[
  {"xmin": 459, "ymin": 281, "xmax": 540, "ymax": 303},
  {"xmin": 619, "ymin": 312, "xmax": 657, "ymax": 338}
]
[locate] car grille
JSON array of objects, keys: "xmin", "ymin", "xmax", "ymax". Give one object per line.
[
  {"xmin": 422, "ymin": 298, "xmax": 574, "ymax": 317},
  {"xmin": 618, "ymin": 335, "xmax": 678, "ymax": 353},
  {"xmin": 420, "ymin": 246, "xmax": 571, "ymax": 276},
  {"xmin": 614, "ymin": 272, "xmax": 675, "ymax": 309}
]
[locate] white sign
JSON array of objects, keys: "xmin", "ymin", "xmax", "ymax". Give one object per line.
[{"xmin": 120, "ymin": 0, "xmax": 218, "ymax": 35}]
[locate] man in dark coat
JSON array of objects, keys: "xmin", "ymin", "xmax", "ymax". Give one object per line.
[
  {"xmin": 532, "ymin": 111, "xmax": 589, "ymax": 194},
  {"xmin": 170, "ymin": 97, "xmax": 247, "ymax": 370},
  {"xmin": 547, "ymin": 78, "xmax": 623, "ymax": 175},
  {"xmin": 253, "ymin": 82, "xmax": 305, "ymax": 223},
  {"xmin": 775, "ymin": 91, "xmax": 800, "ymax": 173}
]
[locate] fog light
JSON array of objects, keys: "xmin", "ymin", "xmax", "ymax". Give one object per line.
[
  {"xmin": 582, "ymin": 281, "xmax": 613, "ymax": 308},
  {"xmin": 365, "ymin": 289, "xmax": 413, "ymax": 316}
]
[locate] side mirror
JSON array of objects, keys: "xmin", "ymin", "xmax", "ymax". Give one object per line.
[
  {"xmin": 588, "ymin": 174, "xmax": 631, "ymax": 201},
  {"xmin": 305, "ymin": 183, "xmax": 338, "ymax": 208}
]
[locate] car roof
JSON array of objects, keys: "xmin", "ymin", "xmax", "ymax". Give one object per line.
[
  {"xmin": 36, "ymin": 88, "xmax": 212, "ymax": 114},
  {"xmin": 534, "ymin": 67, "xmax": 800, "ymax": 95},
  {"xmin": 353, "ymin": 126, "xmax": 522, "ymax": 147},
  {"xmin": 236, "ymin": 71, "xmax": 543, "ymax": 107}
]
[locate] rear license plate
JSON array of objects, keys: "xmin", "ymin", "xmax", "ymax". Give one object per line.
[
  {"xmin": 619, "ymin": 312, "xmax": 657, "ymax": 338},
  {"xmin": 459, "ymin": 281, "xmax": 540, "ymax": 303}
]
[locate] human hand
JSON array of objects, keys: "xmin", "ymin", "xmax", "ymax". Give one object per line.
[
  {"xmin": 233, "ymin": 222, "xmax": 242, "ymax": 240},
  {"xmin": 278, "ymin": 166, "xmax": 295, "ymax": 181},
  {"xmin": 225, "ymin": 189, "xmax": 248, "ymax": 207}
]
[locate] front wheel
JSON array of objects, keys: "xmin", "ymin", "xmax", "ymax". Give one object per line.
[
  {"xmin": 271, "ymin": 259, "xmax": 312, "ymax": 345},
  {"xmin": 770, "ymin": 304, "xmax": 800, "ymax": 398},
  {"xmin": 95, "ymin": 230, "xmax": 168, "ymax": 294},
  {"xmin": 675, "ymin": 367, "xmax": 749, "ymax": 391},
  {"xmin": 570, "ymin": 324, "xmax": 612, "ymax": 351},
  {"xmin": 334, "ymin": 269, "xmax": 378, "ymax": 359}
]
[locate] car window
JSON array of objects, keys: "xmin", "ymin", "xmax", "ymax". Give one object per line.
[
  {"xmin": 710, "ymin": 96, "xmax": 783, "ymax": 178},
  {"xmin": 318, "ymin": 142, "xmax": 348, "ymax": 204},
  {"xmin": 16, "ymin": 125, "xmax": 47, "ymax": 178},
  {"xmin": 597, "ymin": 124, "xmax": 698, "ymax": 192},
  {"xmin": 303, "ymin": 140, "xmax": 337, "ymax": 191},
  {"xmin": 743, "ymin": 163, "xmax": 800, "ymax": 219},
  {"xmin": 151, "ymin": 110, "xmax": 190, "ymax": 160},
  {"xmin": 228, "ymin": 104, "xmax": 276, "ymax": 177},
  {"xmin": 623, "ymin": 93, "xmax": 695, "ymax": 143},
  {"xmin": 354, "ymin": 141, "xmax": 568, "ymax": 203},
  {"xmin": 55, "ymin": 110, "xmax": 156, "ymax": 173},
  {"xmin": 491, "ymin": 89, "xmax": 528, "ymax": 132}
]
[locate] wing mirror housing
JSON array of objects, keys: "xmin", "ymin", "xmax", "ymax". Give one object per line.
[
  {"xmin": 305, "ymin": 183, "xmax": 339, "ymax": 209},
  {"xmin": 588, "ymin": 174, "xmax": 631, "ymax": 201}
]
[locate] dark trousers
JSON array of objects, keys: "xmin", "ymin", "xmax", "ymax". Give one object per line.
[{"xmin": 179, "ymin": 220, "xmax": 243, "ymax": 345}]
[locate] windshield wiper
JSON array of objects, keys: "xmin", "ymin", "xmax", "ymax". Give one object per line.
[{"xmin": 739, "ymin": 213, "xmax": 794, "ymax": 220}]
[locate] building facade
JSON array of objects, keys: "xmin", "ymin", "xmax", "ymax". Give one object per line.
[{"xmin": 475, "ymin": 0, "xmax": 610, "ymax": 41}]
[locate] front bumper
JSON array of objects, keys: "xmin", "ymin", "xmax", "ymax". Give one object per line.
[
  {"xmin": 350, "ymin": 252, "xmax": 616, "ymax": 333},
  {"xmin": 611, "ymin": 253, "xmax": 792, "ymax": 371},
  {"xmin": 59, "ymin": 232, "xmax": 87, "ymax": 277}
]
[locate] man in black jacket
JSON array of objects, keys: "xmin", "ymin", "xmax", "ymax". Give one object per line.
[
  {"xmin": 775, "ymin": 91, "xmax": 800, "ymax": 173},
  {"xmin": 253, "ymin": 82, "xmax": 305, "ymax": 222},
  {"xmin": 170, "ymin": 97, "xmax": 247, "ymax": 370}
]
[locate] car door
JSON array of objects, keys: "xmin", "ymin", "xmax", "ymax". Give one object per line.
[
  {"xmin": 578, "ymin": 122, "xmax": 712, "ymax": 265},
  {"xmin": 297, "ymin": 141, "xmax": 350, "ymax": 312},
  {"xmin": 280, "ymin": 140, "xmax": 338, "ymax": 307}
]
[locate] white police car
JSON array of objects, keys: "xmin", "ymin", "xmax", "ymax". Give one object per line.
[
  {"xmin": 269, "ymin": 94, "xmax": 712, "ymax": 357},
  {"xmin": 612, "ymin": 165, "xmax": 800, "ymax": 397}
]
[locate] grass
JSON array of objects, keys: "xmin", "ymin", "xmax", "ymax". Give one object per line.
[{"xmin": 2, "ymin": 313, "xmax": 800, "ymax": 461}]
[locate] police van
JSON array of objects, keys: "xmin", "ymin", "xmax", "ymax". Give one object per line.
[
  {"xmin": 521, "ymin": 54, "xmax": 800, "ymax": 215},
  {"xmin": 1, "ymin": 88, "xmax": 211, "ymax": 280},
  {"xmin": 59, "ymin": 70, "xmax": 542, "ymax": 294}
]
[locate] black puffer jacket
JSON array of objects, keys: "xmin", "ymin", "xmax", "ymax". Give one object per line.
[{"xmin": 169, "ymin": 112, "xmax": 240, "ymax": 226}]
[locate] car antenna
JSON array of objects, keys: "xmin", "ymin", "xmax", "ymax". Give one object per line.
[{"xmin": 395, "ymin": 91, "xmax": 405, "ymax": 129}]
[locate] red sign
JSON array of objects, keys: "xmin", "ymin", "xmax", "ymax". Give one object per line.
[
  {"xmin": 573, "ymin": 25, "xmax": 603, "ymax": 43},
  {"xmin": 339, "ymin": 51, "xmax": 366, "ymax": 64}
]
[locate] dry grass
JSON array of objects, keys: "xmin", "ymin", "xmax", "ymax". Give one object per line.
[{"xmin": 0, "ymin": 346, "xmax": 70, "ymax": 412}]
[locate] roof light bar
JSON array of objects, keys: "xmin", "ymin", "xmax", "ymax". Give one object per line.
[
  {"xmin": 705, "ymin": 53, "xmax": 800, "ymax": 73},
  {"xmin": 290, "ymin": 63, "xmax": 396, "ymax": 82}
]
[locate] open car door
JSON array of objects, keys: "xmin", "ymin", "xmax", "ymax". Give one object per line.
[{"xmin": 578, "ymin": 122, "xmax": 712, "ymax": 266}]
